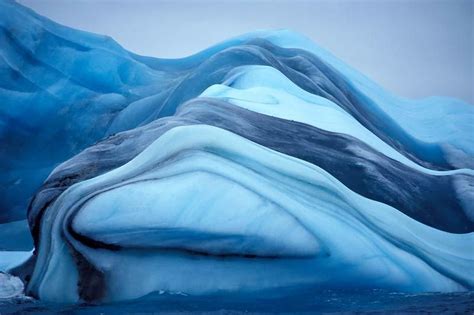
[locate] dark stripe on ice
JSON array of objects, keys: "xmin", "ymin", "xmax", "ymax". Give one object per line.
[{"xmin": 28, "ymin": 98, "xmax": 474, "ymax": 255}]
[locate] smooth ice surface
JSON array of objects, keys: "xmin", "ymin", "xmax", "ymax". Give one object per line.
[
  {"xmin": 200, "ymin": 67, "xmax": 472, "ymax": 175},
  {"xmin": 0, "ymin": 252, "xmax": 31, "ymax": 273}
]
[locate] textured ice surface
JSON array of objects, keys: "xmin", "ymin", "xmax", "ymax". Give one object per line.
[
  {"xmin": 0, "ymin": 0, "xmax": 473, "ymax": 304},
  {"xmin": 0, "ymin": 273, "xmax": 24, "ymax": 299}
]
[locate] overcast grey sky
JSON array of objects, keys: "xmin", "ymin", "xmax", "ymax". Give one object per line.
[{"xmin": 18, "ymin": 0, "xmax": 474, "ymax": 103}]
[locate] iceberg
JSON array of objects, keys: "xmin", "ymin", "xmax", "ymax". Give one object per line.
[{"xmin": 0, "ymin": 0, "xmax": 472, "ymax": 304}]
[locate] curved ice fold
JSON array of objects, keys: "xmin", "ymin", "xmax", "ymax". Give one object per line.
[
  {"xmin": 28, "ymin": 98, "xmax": 474, "ymax": 237},
  {"xmin": 27, "ymin": 126, "xmax": 473, "ymax": 303},
  {"xmin": 200, "ymin": 66, "xmax": 472, "ymax": 175},
  {"xmin": 73, "ymin": 173, "xmax": 320, "ymax": 258}
]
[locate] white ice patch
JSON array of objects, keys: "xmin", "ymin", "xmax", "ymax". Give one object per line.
[{"xmin": 0, "ymin": 272, "xmax": 24, "ymax": 299}]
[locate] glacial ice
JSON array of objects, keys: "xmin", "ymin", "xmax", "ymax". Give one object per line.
[{"xmin": 0, "ymin": 0, "xmax": 473, "ymax": 304}]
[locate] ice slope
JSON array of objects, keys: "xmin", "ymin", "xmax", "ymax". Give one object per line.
[
  {"xmin": 1, "ymin": 1, "xmax": 473, "ymax": 223},
  {"xmin": 0, "ymin": 0, "xmax": 167, "ymax": 222},
  {"xmin": 0, "ymin": 0, "xmax": 473, "ymax": 304}
]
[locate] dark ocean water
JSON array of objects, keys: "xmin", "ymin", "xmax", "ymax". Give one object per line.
[{"xmin": 1, "ymin": 289, "xmax": 473, "ymax": 314}]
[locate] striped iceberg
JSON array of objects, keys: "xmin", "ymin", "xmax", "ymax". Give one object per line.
[{"xmin": 0, "ymin": 0, "xmax": 473, "ymax": 304}]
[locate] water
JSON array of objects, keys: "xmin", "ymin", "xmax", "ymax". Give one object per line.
[{"xmin": 1, "ymin": 289, "xmax": 473, "ymax": 314}]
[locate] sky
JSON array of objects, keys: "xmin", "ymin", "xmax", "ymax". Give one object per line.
[{"xmin": 18, "ymin": 0, "xmax": 473, "ymax": 104}]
